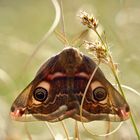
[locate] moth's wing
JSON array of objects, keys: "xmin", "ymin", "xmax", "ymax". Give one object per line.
[
  {"xmin": 10, "ymin": 55, "xmax": 61, "ymax": 121},
  {"xmin": 104, "ymin": 80, "xmax": 129, "ymax": 110},
  {"xmin": 35, "ymin": 55, "xmax": 59, "ymax": 80},
  {"xmin": 11, "ymin": 83, "xmax": 32, "ymax": 112},
  {"xmin": 74, "ymin": 56, "xmax": 130, "ymax": 122}
]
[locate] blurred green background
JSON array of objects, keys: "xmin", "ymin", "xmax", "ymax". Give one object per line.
[{"xmin": 0, "ymin": 0, "xmax": 140, "ymax": 140}]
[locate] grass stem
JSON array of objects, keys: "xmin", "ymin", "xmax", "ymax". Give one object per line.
[{"xmin": 94, "ymin": 28, "xmax": 140, "ymax": 140}]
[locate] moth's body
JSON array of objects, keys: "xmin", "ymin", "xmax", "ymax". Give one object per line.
[{"xmin": 10, "ymin": 47, "xmax": 130, "ymax": 122}]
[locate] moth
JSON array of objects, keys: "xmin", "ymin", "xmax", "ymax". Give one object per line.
[{"xmin": 10, "ymin": 47, "xmax": 130, "ymax": 122}]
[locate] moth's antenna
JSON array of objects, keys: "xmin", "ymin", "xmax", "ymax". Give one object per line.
[
  {"xmin": 71, "ymin": 29, "xmax": 88, "ymax": 46},
  {"xmin": 54, "ymin": 30, "xmax": 69, "ymax": 44},
  {"xmin": 22, "ymin": 0, "xmax": 61, "ymax": 72}
]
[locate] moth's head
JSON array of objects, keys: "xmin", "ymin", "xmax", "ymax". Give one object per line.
[{"xmin": 59, "ymin": 47, "xmax": 83, "ymax": 75}]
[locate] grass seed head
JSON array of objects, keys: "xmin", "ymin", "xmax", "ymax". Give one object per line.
[
  {"xmin": 84, "ymin": 40, "xmax": 109, "ymax": 63},
  {"xmin": 79, "ymin": 11, "xmax": 98, "ymax": 30}
]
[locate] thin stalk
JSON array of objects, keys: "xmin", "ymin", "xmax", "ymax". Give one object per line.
[
  {"xmin": 80, "ymin": 77, "xmax": 123, "ymax": 137},
  {"xmin": 81, "ymin": 120, "xmax": 123, "ymax": 137},
  {"xmin": 60, "ymin": 121, "xmax": 70, "ymax": 140},
  {"xmin": 94, "ymin": 29, "xmax": 108, "ymax": 51},
  {"xmin": 45, "ymin": 122, "xmax": 56, "ymax": 140},
  {"xmin": 79, "ymin": 61, "xmax": 122, "ymax": 137},
  {"xmin": 121, "ymin": 84, "xmax": 140, "ymax": 97},
  {"xmin": 75, "ymin": 121, "xmax": 80, "ymax": 140},
  {"xmin": 105, "ymin": 121, "xmax": 111, "ymax": 140},
  {"xmin": 110, "ymin": 60, "xmax": 140, "ymax": 139},
  {"xmin": 121, "ymin": 84, "xmax": 140, "ymax": 139},
  {"xmin": 80, "ymin": 63, "xmax": 100, "ymax": 122}
]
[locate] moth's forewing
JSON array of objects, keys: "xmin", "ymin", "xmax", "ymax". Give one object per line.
[
  {"xmin": 10, "ymin": 83, "xmax": 34, "ymax": 121},
  {"xmin": 10, "ymin": 55, "xmax": 62, "ymax": 121},
  {"xmin": 10, "ymin": 51, "xmax": 77, "ymax": 122},
  {"xmin": 79, "ymin": 78, "xmax": 130, "ymax": 122},
  {"xmin": 10, "ymin": 47, "xmax": 130, "ymax": 122}
]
